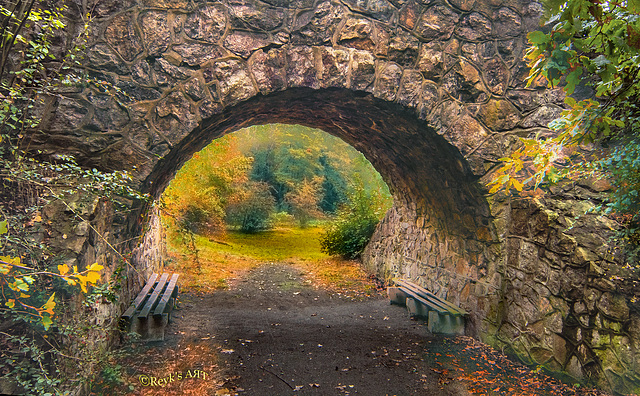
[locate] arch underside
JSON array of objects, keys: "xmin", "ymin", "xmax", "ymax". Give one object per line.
[{"xmin": 146, "ymin": 88, "xmax": 498, "ymax": 329}]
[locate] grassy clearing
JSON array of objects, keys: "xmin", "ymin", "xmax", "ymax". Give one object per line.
[
  {"xmin": 203, "ymin": 226, "xmax": 330, "ymax": 261},
  {"xmin": 165, "ymin": 226, "xmax": 380, "ymax": 296}
]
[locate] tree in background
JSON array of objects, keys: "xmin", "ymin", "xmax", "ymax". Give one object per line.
[
  {"xmin": 234, "ymin": 124, "xmax": 387, "ymax": 218},
  {"xmin": 285, "ymin": 176, "xmax": 324, "ymax": 228},
  {"xmin": 319, "ymin": 153, "xmax": 349, "ymax": 214},
  {"xmin": 242, "ymin": 125, "xmax": 326, "ymax": 211},
  {"xmin": 226, "ymin": 181, "xmax": 275, "ymax": 233},
  {"xmin": 163, "ymin": 124, "xmax": 392, "ymax": 256},
  {"xmin": 162, "ymin": 137, "xmax": 252, "ymax": 236},
  {"xmin": 488, "ymin": 0, "xmax": 640, "ymax": 263}
]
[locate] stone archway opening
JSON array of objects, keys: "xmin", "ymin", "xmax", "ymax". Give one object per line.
[
  {"xmin": 160, "ymin": 120, "xmax": 394, "ymax": 261},
  {"xmin": 140, "ymin": 87, "xmax": 497, "ymax": 334}
]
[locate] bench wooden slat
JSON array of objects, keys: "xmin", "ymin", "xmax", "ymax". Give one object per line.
[
  {"xmin": 404, "ymin": 289, "xmax": 449, "ymax": 314},
  {"xmin": 153, "ymin": 273, "xmax": 179, "ymax": 316},
  {"xmin": 400, "ymin": 286, "xmax": 460, "ymax": 316},
  {"xmin": 138, "ymin": 273, "xmax": 169, "ymax": 318},
  {"xmin": 396, "ymin": 282, "xmax": 453, "ymax": 314},
  {"xmin": 400, "ymin": 286, "xmax": 450, "ymax": 313},
  {"xmin": 123, "ymin": 273, "xmax": 159, "ymax": 318},
  {"xmin": 396, "ymin": 279, "xmax": 468, "ymax": 316},
  {"xmin": 389, "ymin": 278, "xmax": 466, "ymax": 335}
]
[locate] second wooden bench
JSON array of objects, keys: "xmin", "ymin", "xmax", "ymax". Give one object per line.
[
  {"xmin": 121, "ymin": 273, "xmax": 179, "ymax": 341},
  {"xmin": 388, "ymin": 278, "xmax": 467, "ymax": 335}
]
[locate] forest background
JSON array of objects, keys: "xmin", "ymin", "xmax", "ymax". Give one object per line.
[{"xmin": 161, "ymin": 124, "xmax": 393, "ymax": 263}]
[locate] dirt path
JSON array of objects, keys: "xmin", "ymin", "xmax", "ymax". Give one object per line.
[
  {"xmin": 173, "ymin": 263, "xmax": 466, "ymax": 395},
  {"xmin": 101, "ymin": 263, "xmax": 609, "ymax": 396}
]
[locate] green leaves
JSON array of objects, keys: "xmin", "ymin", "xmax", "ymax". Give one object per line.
[
  {"xmin": 320, "ymin": 190, "xmax": 380, "ymax": 259},
  {"xmin": 527, "ymin": 31, "xmax": 550, "ymax": 45},
  {"xmin": 489, "ymin": 0, "xmax": 640, "ymax": 265},
  {"xmin": 565, "ymin": 67, "xmax": 582, "ymax": 95}
]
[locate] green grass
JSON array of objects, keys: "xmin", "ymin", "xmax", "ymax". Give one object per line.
[
  {"xmin": 165, "ymin": 226, "xmax": 380, "ymax": 297},
  {"xmin": 196, "ymin": 227, "xmax": 330, "ymax": 262}
]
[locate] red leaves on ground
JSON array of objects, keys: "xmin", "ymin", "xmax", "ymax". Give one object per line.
[{"xmin": 424, "ymin": 336, "xmax": 609, "ymax": 396}]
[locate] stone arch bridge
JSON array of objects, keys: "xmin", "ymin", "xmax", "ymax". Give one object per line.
[{"xmin": 28, "ymin": 0, "xmax": 639, "ymax": 392}]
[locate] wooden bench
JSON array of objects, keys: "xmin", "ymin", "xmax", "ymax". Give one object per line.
[
  {"xmin": 121, "ymin": 273, "xmax": 179, "ymax": 341},
  {"xmin": 388, "ymin": 279, "xmax": 467, "ymax": 335}
]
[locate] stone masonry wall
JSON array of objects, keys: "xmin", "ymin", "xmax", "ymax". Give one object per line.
[
  {"xmin": 491, "ymin": 183, "xmax": 640, "ymax": 394},
  {"xmin": 39, "ymin": 193, "xmax": 164, "ymax": 324},
  {"xmin": 32, "ymin": 0, "xmax": 551, "ymax": 345},
  {"xmin": 362, "ymin": 196, "xmax": 501, "ymax": 337}
]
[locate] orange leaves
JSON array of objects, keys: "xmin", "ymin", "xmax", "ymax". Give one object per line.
[
  {"xmin": 38, "ymin": 293, "xmax": 57, "ymax": 329},
  {"xmin": 58, "ymin": 263, "xmax": 69, "ymax": 275},
  {"xmin": 424, "ymin": 336, "xmax": 607, "ymax": 396},
  {"xmin": 41, "ymin": 293, "xmax": 56, "ymax": 315},
  {"xmin": 163, "ymin": 134, "xmax": 253, "ymax": 236},
  {"xmin": 285, "ymin": 177, "xmax": 324, "ymax": 228}
]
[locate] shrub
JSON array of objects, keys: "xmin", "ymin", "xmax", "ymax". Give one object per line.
[
  {"xmin": 320, "ymin": 214, "xmax": 379, "ymax": 259},
  {"xmin": 320, "ymin": 182, "xmax": 389, "ymax": 259}
]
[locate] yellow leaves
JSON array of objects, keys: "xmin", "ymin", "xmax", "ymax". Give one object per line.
[
  {"xmin": 487, "ymin": 134, "xmax": 572, "ymax": 196},
  {"xmin": 58, "ymin": 263, "xmax": 69, "ymax": 275},
  {"xmin": 487, "ymin": 150, "xmax": 528, "ymax": 194},
  {"xmin": 41, "ymin": 293, "xmax": 56, "ymax": 315},
  {"xmin": 88, "ymin": 263, "xmax": 104, "ymax": 272},
  {"xmin": 488, "ymin": 182, "xmax": 502, "ymax": 195},
  {"xmin": 0, "ymin": 254, "xmax": 21, "ymax": 267},
  {"xmin": 56, "ymin": 263, "xmax": 103, "ymax": 293},
  {"xmin": 75, "ymin": 275, "xmax": 89, "ymax": 293},
  {"xmin": 1, "ymin": 255, "xmax": 103, "ymax": 331},
  {"xmin": 72, "ymin": 263, "xmax": 104, "ymax": 292},
  {"xmin": 84, "ymin": 270, "xmax": 102, "ymax": 284},
  {"xmin": 511, "ymin": 178, "xmax": 524, "ymax": 192}
]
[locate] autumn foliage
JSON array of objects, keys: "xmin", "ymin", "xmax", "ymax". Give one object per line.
[{"xmin": 162, "ymin": 124, "xmax": 392, "ymax": 243}]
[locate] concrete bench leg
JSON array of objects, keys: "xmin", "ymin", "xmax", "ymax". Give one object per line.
[
  {"xmin": 128, "ymin": 317, "xmax": 146, "ymax": 338},
  {"xmin": 147, "ymin": 314, "xmax": 169, "ymax": 342},
  {"xmin": 406, "ymin": 297, "xmax": 431, "ymax": 319},
  {"xmin": 125, "ymin": 315, "xmax": 168, "ymax": 341},
  {"xmin": 427, "ymin": 311, "xmax": 465, "ymax": 335},
  {"xmin": 388, "ymin": 287, "xmax": 407, "ymax": 305}
]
